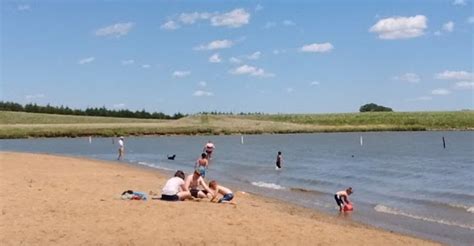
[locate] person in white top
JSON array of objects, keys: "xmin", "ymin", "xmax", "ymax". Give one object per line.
[
  {"xmin": 334, "ymin": 187, "xmax": 353, "ymax": 212},
  {"xmin": 161, "ymin": 170, "xmax": 191, "ymax": 201},
  {"xmin": 117, "ymin": 136, "xmax": 125, "ymax": 160},
  {"xmin": 203, "ymin": 140, "xmax": 215, "ymax": 160}
]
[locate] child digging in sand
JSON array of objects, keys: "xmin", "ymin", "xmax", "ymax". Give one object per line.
[{"xmin": 209, "ymin": 180, "xmax": 234, "ymax": 203}]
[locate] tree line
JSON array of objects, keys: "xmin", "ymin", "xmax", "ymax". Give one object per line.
[{"xmin": 0, "ymin": 101, "xmax": 186, "ymax": 119}]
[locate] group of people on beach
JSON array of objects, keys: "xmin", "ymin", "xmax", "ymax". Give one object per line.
[
  {"xmin": 161, "ymin": 141, "xmax": 234, "ymax": 204},
  {"xmin": 116, "ymin": 137, "xmax": 352, "ymax": 211}
]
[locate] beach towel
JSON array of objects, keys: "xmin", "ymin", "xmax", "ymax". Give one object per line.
[{"xmin": 121, "ymin": 190, "xmax": 147, "ymax": 200}]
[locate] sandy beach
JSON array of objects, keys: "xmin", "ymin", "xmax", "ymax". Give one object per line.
[{"xmin": 0, "ymin": 152, "xmax": 439, "ymax": 245}]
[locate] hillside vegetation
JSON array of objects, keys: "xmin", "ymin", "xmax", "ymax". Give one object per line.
[{"xmin": 0, "ymin": 111, "xmax": 472, "ymax": 139}]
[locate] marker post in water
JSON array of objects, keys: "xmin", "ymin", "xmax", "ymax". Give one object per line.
[
  {"xmin": 360, "ymin": 136, "xmax": 363, "ymax": 146},
  {"xmin": 442, "ymin": 136, "xmax": 446, "ymax": 149},
  {"xmin": 241, "ymin": 135, "xmax": 244, "ymax": 145}
]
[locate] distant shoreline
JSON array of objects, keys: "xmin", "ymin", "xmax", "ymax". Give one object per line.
[{"xmin": 1, "ymin": 110, "xmax": 473, "ymax": 139}]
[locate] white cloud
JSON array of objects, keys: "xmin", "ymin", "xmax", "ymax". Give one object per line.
[
  {"xmin": 468, "ymin": 16, "xmax": 474, "ymax": 24},
  {"xmin": 283, "ymin": 20, "xmax": 296, "ymax": 26},
  {"xmin": 25, "ymin": 94, "xmax": 45, "ymax": 100},
  {"xmin": 95, "ymin": 22, "xmax": 134, "ymax": 37},
  {"xmin": 442, "ymin": 21, "xmax": 454, "ymax": 32},
  {"xmin": 434, "ymin": 31, "xmax": 442, "ymax": 36},
  {"xmin": 193, "ymin": 90, "xmax": 213, "ymax": 96},
  {"xmin": 300, "ymin": 42, "xmax": 334, "ymax": 53},
  {"xmin": 255, "ymin": 4, "xmax": 263, "ymax": 12},
  {"xmin": 286, "ymin": 88, "xmax": 294, "ymax": 93},
  {"xmin": 369, "ymin": 15, "xmax": 427, "ymax": 40},
  {"xmin": 121, "ymin": 59, "xmax": 135, "ymax": 65},
  {"xmin": 431, "ymin": 88, "xmax": 451, "ymax": 95},
  {"xmin": 229, "ymin": 57, "xmax": 242, "ymax": 64},
  {"xmin": 247, "ymin": 51, "xmax": 261, "ymax": 60},
  {"xmin": 198, "ymin": 81, "xmax": 207, "ymax": 87},
  {"xmin": 452, "ymin": 0, "xmax": 466, "ymax": 6},
  {"xmin": 195, "ymin": 39, "xmax": 234, "ymax": 50},
  {"xmin": 17, "ymin": 4, "xmax": 31, "ymax": 11},
  {"xmin": 161, "ymin": 20, "xmax": 180, "ymax": 30},
  {"xmin": 454, "ymin": 81, "xmax": 474, "ymax": 90},
  {"xmin": 273, "ymin": 49, "xmax": 286, "ymax": 55},
  {"xmin": 142, "ymin": 64, "xmax": 151, "ymax": 69},
  {"xmin": 179, "ymin": 12, "xmax": 212, "ymax": 24},
  {"xmin": 435, "ymin": 70, "xmax": 472, "ymax": 80},
  {"xmin": 113, "ymin": 103, "xmax": 126, "ymax": 108},
  {"xmin": 173, "ymin": 70, "xmax": 191, "ymax": 78},
  {"xmin": 230, "ymin": 64, "xmax": 274, "ymax": 77},
  {"xmin": 310, "ymin": 81, "xmax": 320, "ymax": 86},
  {"xmin": 209, "ymin": 53, "xmax": 222, "ymax": 63},
  {"xmin": 210, "ymin": 8, "xmax": 250, "ymax": 28},
  {"xmin": 393, "ymin": 73, "xmax": 421, "ymax": 83},
  {"xmin": 78, "ymin": 57, "xmax": 95, "ymax": 65}
]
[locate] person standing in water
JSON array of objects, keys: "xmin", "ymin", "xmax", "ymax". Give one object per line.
[
  {"xmin": 275, "ymin": 151, "xmax": 283, "ymax": 169},
  {"xmin": 203, "ymin": 140, "xmax": 215, "ymax": 160},
  {"xmin": 335, "ymin": 187, "xmax": 353, "ymax": 212},
  {"xmin": 195, "ymin": 153, "xmax": 209, "ymax": 177},
  {"xmin": 117, "ymin": 136, "xmax": 125, "ymax": 160}
]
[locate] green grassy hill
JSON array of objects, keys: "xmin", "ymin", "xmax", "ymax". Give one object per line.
[{"xmin": 0, "ymin": 110, "xmax": 472, "ymax": 139}]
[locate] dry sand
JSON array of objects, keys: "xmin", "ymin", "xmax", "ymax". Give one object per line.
[{"xmin": 0, "ymin": 152, "xmax": 440, "ymax": 245}]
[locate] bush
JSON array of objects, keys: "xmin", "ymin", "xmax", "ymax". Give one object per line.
[{"xmin": 359, "ymin": 103, "xmax": 393, "ymax": 112}]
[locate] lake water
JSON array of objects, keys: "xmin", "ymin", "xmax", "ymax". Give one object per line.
[{"xmin": 1, "ymin": 132, "xmax": 473, "ymax": 245}]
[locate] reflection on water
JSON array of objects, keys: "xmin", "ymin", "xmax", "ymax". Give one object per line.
[{"xmin": 1, "ymin": 131, "xmax": 473, "ymax": 245}]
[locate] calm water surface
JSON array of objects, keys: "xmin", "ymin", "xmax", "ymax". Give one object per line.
[{"xmin": 1, "ymin": 132, "xmax": 473, "ymax": 245}]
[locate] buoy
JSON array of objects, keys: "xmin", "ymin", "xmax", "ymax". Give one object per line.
[
  {"xmin": 241, "ymin": 135, "xmax": 244, "ymax": 144},
  {"xmin": 360, "ymin": 136, "xmax": 363, "ymax": 146}
]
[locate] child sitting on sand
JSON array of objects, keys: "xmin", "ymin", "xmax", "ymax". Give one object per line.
[
  {"xmin": 334, "ymin": 187, "xmax": 353, "ymax": 212},
  {"xmin": 209, "ymin": 180, "xmax": 234, "ymax": 203}
]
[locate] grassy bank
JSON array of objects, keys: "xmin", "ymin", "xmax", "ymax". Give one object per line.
[{"xmin": 0, "ymin": 111, "xmax": 472, "ymax": 139}]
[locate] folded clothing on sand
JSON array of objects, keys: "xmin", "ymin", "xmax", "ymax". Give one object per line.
[{"xmin": 121, "ymin": 190, "xmax": 147, "ymax": 200}]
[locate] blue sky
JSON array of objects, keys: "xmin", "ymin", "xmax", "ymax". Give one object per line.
[{"xmin": 1, "ymin": 0, "xmax": 473, "ymax": 114}]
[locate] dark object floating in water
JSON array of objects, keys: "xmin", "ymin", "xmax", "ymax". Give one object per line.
[{"xmin": 167, "ymin": 154, "xmax": 176, "ymax": 160}]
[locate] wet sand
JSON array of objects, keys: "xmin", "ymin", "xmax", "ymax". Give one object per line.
[{"xmin": 0, "ymin": 152, "xmax": 440, "ymax": 245}]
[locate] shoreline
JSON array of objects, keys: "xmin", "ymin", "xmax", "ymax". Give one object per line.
[{"xmin": 0, "ymin": 151, "xmax": 440, "ymax": 245}]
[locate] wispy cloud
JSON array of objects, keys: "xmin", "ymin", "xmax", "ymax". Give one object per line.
[
  {"xmin": 230, "ymin": 64, "xmax": 274, "ymax": 77},
  {"xmin": 210, "ymin": 8, "xmax": 250, "ymax": 28},
  {"xmin": 121, "ymin": 59, "xmax": 135, "ymax": 65},
  {"xmin": 209, "ymin": 53, "xmax": 222, "ymax": 63},
  {"xmin": 78, "ymin": 57, "xmax": 95, "ymax": 65},
  {"xmin": 369, "ymin": 15, "xmax": 427, "ymax": 40},
  {"xmin": 393, "ymin": 73, "xmax": 421, "ymax": 83},
  {"xmin": 247, "ymin": 51, "xmax": 261, "ymax": 60},
  {"xmin": 431, "ymin": 88, "xmax": 451, "ymax": 95},
  {"xmin": 452, "ymin": 0, "xmax": 466, "ymax": 6},
  {"xmin": 17, "ymin": 4, "xmax": 31, "ymax": 11},
  {"xmin": 468, "ymin": 16, "xmax": 474, "ymax": 24},
  {"xmin": 160, "ymin": 20, "xmax": 180, "ymax": 30},
  {"xmin": 442, "ymin": 21, "xmax": 454, "ymax": 32},
  {"xmin": 435, "ymin": 70, "xmax": 472, "ymax": 80},
  {"xmin": 300, "ymin": 42, "xmax": 334, "ymax": 53},
  {"xmin": 173, "ymin": 70, "xmax": 191, "ymax": 78},
  {"xmin": 310, "ymin": 81, "xmax": 320, "ymax": 86},
  {"xmin": 454, "ymin": 81, "xmax": 474, "ymax": 90},
  {"xmin": 193, "ymin": 90, "xmax": 213, "ymax": 96},
  {"xmin": 229, "ymin": 57, "xmax": 242, "ymax": 64},
  {"xmin": 282, "ymin": 20, "xmax": 296, "ymax": 26},
  {"xmin": 263, "ymin": 22, "xmax": 277, "ymax": 29},
  {"xmin": 179, "ymin": 12, "xmax": 212, "ymax": 24},
  {"xmin": 194, "ymin": 39, "xmax": 234, "ymax": 51},
  {"xmin": 142, "ymin": 64, "xmax": 151, "ymax": 69},
  {"xmin": 286, "ymin": 88, "xmax": 294, "ymax": 93},
  {"xmin": 95, "ymin": 22, "xmax": 134, "ymax": 37},
  {"xmin": 198, "ymin": 81, "xmax": 207, "ymax": 87},
  {"xmin": 406, "ymin": 96, "xmax": 432, "ymax": 101},
  {"xmin": 25, "ymin": 94, "xmax": 45, "ymax": 100},
  {"xmin": 255, "ymin": 4, "xmax": 263, "ymax": 12},
  {"xmin": 113, "ymin": 103, "xmax": 126, "ymax": 108}
]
